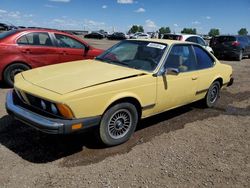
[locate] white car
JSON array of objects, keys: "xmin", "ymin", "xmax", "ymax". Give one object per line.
[
  {"xmin": 131, "ymin": 33, "xmax": 150, "ymax": 39},
  {"xmin": 162, "ymin": 33, "xmax": 214, "ymax": 54}
]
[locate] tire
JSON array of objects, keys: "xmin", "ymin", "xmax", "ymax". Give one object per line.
[
  {"xmin": 99, "ymin": 102, "xmax": 138, "ymax": 146},
  {"xmin": 3, "ymin": 63, "xmax": 30, "ymax": 87},
  {"xmin": 237, "ymin": 50, "xmax": 243, "ymax": 61},
  {"xmin": 203, "ymin": 81, "xmax": 221, "ymax": 108}
]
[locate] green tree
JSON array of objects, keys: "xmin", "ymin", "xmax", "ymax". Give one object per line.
[
  {"xmin": 128, "ymin": 25, "xmax": 144, "ymax": 34},
  {"xmin": 158, "ymin": 27, "xmax": 171, "ymax": 35},
  {"xmin": 208, "ymin": 28, "xmax": 220, "ymax": 36},
  {"xmin": 181, "ymin": 28, "xmax": 197, "ymax": 34},
  {"xmin": 238, "ymin": 28, "xmax": 248, "ymax": 35}
]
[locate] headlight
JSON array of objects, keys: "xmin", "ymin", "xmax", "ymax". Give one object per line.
[
  {"xmin": 51, "ymin": 103, "xmax": 58, "ymax": 114},
  {"xmin": 40, "ymin": 100, "xmax": 46, "ymax": 110}
]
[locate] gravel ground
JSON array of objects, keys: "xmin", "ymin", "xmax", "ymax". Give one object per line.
[{"xmin": 0, "ymin": 39, "xmax": 249, "ymax": 188}]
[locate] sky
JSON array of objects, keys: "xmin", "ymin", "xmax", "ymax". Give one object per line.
[{"xmin": 0, "ymin": 0, "xmax": 250, "ymax": 34}]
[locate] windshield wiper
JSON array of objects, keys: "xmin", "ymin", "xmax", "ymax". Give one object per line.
[
  {"xmin": 111, "ymin": 60, "xmax": 130, "ymax": 67},
  {"xmin": 95, "ymin": 57, "xmax": 106, "ymax": 62}
]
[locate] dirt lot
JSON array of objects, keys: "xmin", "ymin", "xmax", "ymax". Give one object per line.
[{"xmin": 0, "ymin": 39, "xmax": 249, "ymax": 188}]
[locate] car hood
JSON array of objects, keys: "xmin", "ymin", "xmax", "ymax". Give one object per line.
[{"xmin": 21, "ymin": 60, "xmax": 147, "ymax": 95}]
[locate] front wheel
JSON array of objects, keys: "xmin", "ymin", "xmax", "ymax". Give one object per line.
[
  {"xmin": 203, "ymin": 81, "xmax": 221, "ymax": 108},
  {"xmin": 99, "ymin": 103, "xmax": 138, "ymax": 146}
]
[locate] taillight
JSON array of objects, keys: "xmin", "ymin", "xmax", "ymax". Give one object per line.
[{"xmin": 232, "ymin": 41, "xmax": 240, "ymax": 46}]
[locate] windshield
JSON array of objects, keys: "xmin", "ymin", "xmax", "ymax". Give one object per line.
[
  {"xmin": 96, "ymin": 40, "xmax": 167, "ymax": 72},
  {"xmin": 0, "ymin": 30, "xmax": 18, "ymax": 40}
]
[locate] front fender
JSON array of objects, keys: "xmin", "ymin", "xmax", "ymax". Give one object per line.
[{"xmin": 104, "ymin": 92, "xmax": 142, "ymax": 111}]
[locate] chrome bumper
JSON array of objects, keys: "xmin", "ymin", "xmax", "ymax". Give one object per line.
[{"xmin": 5, "ymin": 90, "xmax": 101, "ymax": 134}]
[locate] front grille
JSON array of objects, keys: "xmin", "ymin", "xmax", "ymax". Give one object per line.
[
  {"xmin": 13, "ymin": 90, "xmax": 64, "ymax": 119},
  {"xmin": 25, "ymin": 93, "xmax": 45, "ymax": 109}
]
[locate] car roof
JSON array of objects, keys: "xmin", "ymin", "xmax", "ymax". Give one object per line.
[
  {"xmin": 164, "ymin": 33, "xmax": 199, "ymax": 37},
  {"xmin": 129, "ymin": 38, "xmax": 194, "ymax": 45},
  {"xmin": 13, "ymin": 28, "xmax": 69, "ymax": 35}
]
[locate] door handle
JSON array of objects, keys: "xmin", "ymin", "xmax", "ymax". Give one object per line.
[
  {"xmin": 60, "ymin": 51, "xmax": 67, "ymax": 55},
  {"xmin": 192, "ymin": 77, "xmax": 198, "ymax": 80}
]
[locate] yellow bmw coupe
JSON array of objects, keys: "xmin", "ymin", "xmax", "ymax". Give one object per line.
[{"xmin": 6, "ymin": 39, "xmax": 233, "ymax": 146}]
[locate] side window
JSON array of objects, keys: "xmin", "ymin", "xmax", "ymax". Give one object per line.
[
  {"xmin": 197, "ymin": 37, "xmax": 206, "ymax": 46},
  {"xmin": 164, "ymin": 45, "xmax": 196, "ymax": 72},
  {"xmin": 38, "ymin": 33, "xmax": 53, "ymax": 46},
  {"xmin": 186, "ymin": 36, "xmax": 197, "ymax": 43},
  {"xmin": 55, "ymin": 34, "xmax": 85, "ymax": 49},
  {"xmin": 193, "ymin": 46, "xmax": 214, "ymax": 69},
  {"xmin": 17, "ymin": 32, "xmax": 52, "ymax": 46},
  {"xmin": 17, "ymin": 33, "xmax": 34, "ymax": 45}
]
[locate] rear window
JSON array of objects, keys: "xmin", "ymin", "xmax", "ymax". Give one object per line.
[
  {"xmin": 163, "ymin": 34, "xmax": 181, "ymax": 40},
  {"xmin": 218, "ymin": 36, "xmax": 236, "ymax": 42},
  {"xmin": 0, "ymin": 30, "xmax": 18, "ymax": 40}
]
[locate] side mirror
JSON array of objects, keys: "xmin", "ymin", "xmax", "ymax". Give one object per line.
[{"xmin": 166, "ymin": 68, "xmax": 179, "ymax": 75}]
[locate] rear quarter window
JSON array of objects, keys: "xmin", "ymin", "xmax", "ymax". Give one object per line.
[{"xmin": 193, "ymin": 46, "xmax": 214, "ymax": 69}]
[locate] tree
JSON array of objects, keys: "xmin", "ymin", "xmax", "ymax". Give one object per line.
[
  {"xmin": 158, "ymin": 27, "xmax": 171, "ymax": 35},
  {"xmin": 238, "ymin": 28, "xmax": 248, "ymax": 35},
  {"xmin": 128, "ymin": 25, "xmax": 144, "ymax": 34},
  {"xmin": 181, "ymin": 28, "xmax": 196, "ymax": 34},
  {"xmin": 208, "ymin": 28, "xmax": 220, "ymax": 36},
  {"xmin": 138, "ymin": 26, "xmax": 144, "ymax": 32}
]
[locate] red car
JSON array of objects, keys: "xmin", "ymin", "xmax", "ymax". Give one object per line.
[{"xmin": 0, "ymin": 28, "xmax": 104, "ymax": 86}]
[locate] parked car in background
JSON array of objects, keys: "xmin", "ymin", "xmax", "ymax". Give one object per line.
[
  {"xmin": 247, "ymin": 35, "xmax": 250, "ymax": 43},
  {"xmin": 107, "ymin": 32, "xmax": 127, "ymax": 40},
  {"xmin": 210, "ymin": 35, "xmax": 250, "ymax": 61},
  {"xmin": 0, "ymin": 29, "xmax": 104, "ymax": 86},
  {"xmin": 84, "ymin": 32, "xmax": 105, "ymax": 39},
  {"xmin": 162, "ymin": 34, "xmax": 214, "ymax": 54},
  {"xmin": 0, "ymin": 23, "xmax": 18, "ymax": 31},
  {"xmin": 6, "ymin": 39, "xmax": 233, "ymax": 146},
  {"xmin": 129, "ymin": 32, "xmax": 143, "ymax": 39},
  {"xmin": 131, "ymin": 33, "xmax": 150, "ymax": 39}
]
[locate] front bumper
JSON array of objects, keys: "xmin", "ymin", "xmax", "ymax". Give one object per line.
[{"xmin": 5, "ymin": 90, "xmax": 101, "ymax": 134}]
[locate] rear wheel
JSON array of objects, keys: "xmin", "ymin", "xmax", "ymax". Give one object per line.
[
  {"xmin": 3, "ymin": 63, "xmax": 30, "ymax": 87},
  {"xmin": 203, "ymin": 81, "xmax": 221, "ymax": 108},
  {"xmin": 99, "ymin": 102, "xmax": 138, "ymax": 146}
]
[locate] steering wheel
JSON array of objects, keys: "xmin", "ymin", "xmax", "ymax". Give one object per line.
[{"xmin": 104, "ymin": 53, "xmax": 119, "ymax": 62}]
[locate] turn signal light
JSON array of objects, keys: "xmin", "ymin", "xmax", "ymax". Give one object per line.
[
  {"xmin": 56, "ymin": 103, "xmax": 74, "ymax": 119},
  {"xmin": 72, "ymin": 123, "xmax": 82, "ymax": 130}
]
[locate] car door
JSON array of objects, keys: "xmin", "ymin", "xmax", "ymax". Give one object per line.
[
  {"xmin": 54, "ymin": 33, "xmax": 91, "ymax": 62},
  {"xmin": 192, "ymin": 45, "xmax": 217, "ymax": 99},
  {"xmin": 16, "ymin": 32, "xmax": 61, "ymax": 68},
  {"xmin": 154, "ymin": 44, "xmax": 198, "ymax": 114}
]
